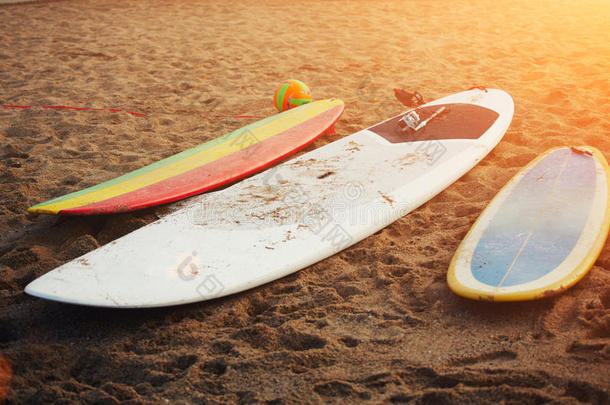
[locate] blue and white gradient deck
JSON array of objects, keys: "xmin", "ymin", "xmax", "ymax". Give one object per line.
[{"xmin": 448, "ymin": 147, "xmax": 610, "ymax": 301}]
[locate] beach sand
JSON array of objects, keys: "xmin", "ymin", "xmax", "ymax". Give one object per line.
[
  {"xmin": 1, "ymin": 0, "xmax": 610, "ymax": 403},
  {"xmin": 0, "ymin": 1, "xmax": 39, "ymax": 4}
]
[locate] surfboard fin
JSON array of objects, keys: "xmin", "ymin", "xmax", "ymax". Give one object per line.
[
  {"xmin": 467, "ymin": 86, "xmax": 488, "ymax": 92},
  {"xmin": 394, "ymin": 89, "xmax": 425, "ymax": 107},
  {"xmin": 570, "ymin": 147, "xmax": 593, "ymax": 156}
]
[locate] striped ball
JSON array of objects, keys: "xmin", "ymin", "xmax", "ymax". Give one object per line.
[{"xmin": 274, "ymin": 79, "xmax": 312, "ymax": 112}]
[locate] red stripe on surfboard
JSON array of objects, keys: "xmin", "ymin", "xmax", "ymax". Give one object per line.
[{"xmin": 59, "ymin": 104, "xmax": 344, "ymax": 214}]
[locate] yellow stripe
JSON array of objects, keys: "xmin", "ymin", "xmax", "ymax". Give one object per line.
[{"xmin": 36, "ymin": 99, "xmax": 341, "ymax": 213}]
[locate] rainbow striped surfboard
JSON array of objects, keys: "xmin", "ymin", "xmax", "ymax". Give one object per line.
[{"xmin": 29, "ymin": 99, "xmax": 344, "ymax": 215}]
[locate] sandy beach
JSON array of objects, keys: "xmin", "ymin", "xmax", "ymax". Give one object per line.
[
  {"xmin": 0, "ymin": 1, "xmax": 38, "ymax": 4},
  {"xmin": 1, "ymin": 0, "xmax": 609, "ymax": 403}
]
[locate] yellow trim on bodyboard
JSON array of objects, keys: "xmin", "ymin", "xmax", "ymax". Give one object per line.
[{"xmin": 447, "ymin": 146, "xmax": 610, "ymax": 302}]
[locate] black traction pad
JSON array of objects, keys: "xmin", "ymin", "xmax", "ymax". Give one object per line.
[{"xmin": 369, "ymin": 103, "xmax": 500, "ymax": 144}]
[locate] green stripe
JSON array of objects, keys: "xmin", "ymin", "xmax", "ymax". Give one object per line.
[
  {"xmin": 290, "ymin": 98, "xmax": 312, "ymax": 106},
  {"xmin": 31, "ymin": 101, "xmax": 324, "ymax": 208},
  {"xmin": 291, "ymin": 79, "xmax": 309, "ymax": 92},
  {"xmin": 275, "ymin": 83, "xmax": 289, "ymax": 111}
]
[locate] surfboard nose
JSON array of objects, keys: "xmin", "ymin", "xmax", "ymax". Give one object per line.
[{"xmin": 25, "ymin": 275, "xmax": 114, "ymax": 307}]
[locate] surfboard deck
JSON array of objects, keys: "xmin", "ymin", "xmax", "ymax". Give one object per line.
[
  {"xmin": 25, "ymin": 88, "xmax": 514, "ymax": 308},
  {"xmin": 448, "ymin": 146, "xmax": 610, "ymax": 302},
  {"xmin": 28, "ymin": 99, "xmax": 344, "ymax": 215}
]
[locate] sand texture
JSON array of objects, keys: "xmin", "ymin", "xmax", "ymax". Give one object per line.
[
  {"xmin": 0, "ymin": 1, "xmax": 39, "ymax": 5},
  {"xmin": 1, "ymin": 0, "xmax": 610, "ymax": 403}
]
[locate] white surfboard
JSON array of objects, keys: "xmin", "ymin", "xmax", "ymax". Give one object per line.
[{"xmin": 26, "ymin": 88, "xmax": 514, "ymax": 308}]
